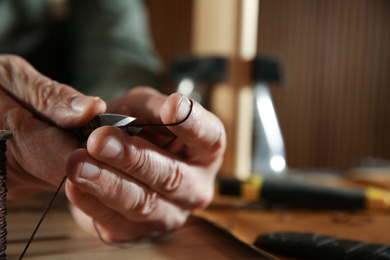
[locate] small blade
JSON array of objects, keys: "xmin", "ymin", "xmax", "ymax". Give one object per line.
[{"xmin": 95, "ymin": 114, "xmax": 137, "ymax": 127}]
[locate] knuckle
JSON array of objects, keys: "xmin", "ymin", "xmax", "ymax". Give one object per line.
[
  {"xmin": 153, "ymin": 210, "xmax": 188, "ymax": 232},
  {"xmin": 1, "ymin": 105, "xmax": 30, "ymax": 134},
  {"xmin": 33, "ymin": 81, "xmax": 69, "ymax": 111},
  {"xmin": 169, "ymin": 214, "xmax": 188, "ymax": 231},
  {"xmin": 137, "ymin": 190, "xmax": 158, "ymax": 216},
  {"xmin": 99, "ymin": 170, "xmax": 123, "ymax": 199},
  {"xmin": 191, "ymin": 186, "xmax": 214, "ymax": 209},
  {"xmin": 32, "ymin": 80, "xmax": 55, "ymax": 110},
  {"xmin": 162, "ymin": 163, "xmax": 182, "ymax": 192},
  {"xmin": 123, "ymin": 145, "xmax": 150, "ymax": 177},
  {"xmin": 122, "ymin": 186, "xmax": 158, "ymax": 219}
]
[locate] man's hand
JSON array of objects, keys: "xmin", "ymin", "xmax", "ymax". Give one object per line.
[
  {"xmin": 0, "ymin": 55, "xmax": 106, "ymax": 198},
  {"xmin": 65, "ymin": 87, "xmax": 227, "ymax": 243},
  {"xmin": 0, "ymin": 54, "xmax": 226, "ymax": 243}
]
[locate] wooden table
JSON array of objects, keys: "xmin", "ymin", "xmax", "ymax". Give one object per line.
[
  {"xmin": 5, "ymin": 170, "xmax": 390, "ymax": 260},
  {"xmin": 5, "ymin": 193, "xmax": 275, "ymax": 260}
]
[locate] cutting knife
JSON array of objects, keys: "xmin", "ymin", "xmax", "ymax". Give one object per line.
[{"xmin": 75, "ymin": 114, "xmax": 142, "ymax": 141}]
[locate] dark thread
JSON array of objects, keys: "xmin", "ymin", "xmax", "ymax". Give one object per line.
[
  {"xmin": 128, "ymin": 99, "xmax": 193, "ymax": 148},
  {"xmin": 19, "ymin": 174, "xmax": 68, "ymax": 260},
  {"xmin": 130, "ymin": 99, "xmax": 193, "ymax": 127}
]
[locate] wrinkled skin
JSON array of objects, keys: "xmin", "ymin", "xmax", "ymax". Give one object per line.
[{"xmin": 0, "ymin": 55, "xmax": 226, "ymax": 243}]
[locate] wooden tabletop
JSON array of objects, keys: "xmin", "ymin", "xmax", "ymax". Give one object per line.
[
  {"xmin": 5, "ymin": 169, "xmax": 390, "ymax": 260},
  {"xmin": 5, "ymin": 193, "xmax": 275, "ymax": 260}
]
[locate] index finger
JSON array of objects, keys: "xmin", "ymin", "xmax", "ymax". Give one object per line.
[{"xmin": 0, "ymin": 55, "xmax": 106, "ymax": 128}]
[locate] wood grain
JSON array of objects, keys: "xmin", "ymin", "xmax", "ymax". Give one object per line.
[
  {"xmin": 5, "ymin": 193, "xmax": 273, "ymax": 259},
  {"xmin": 257, "ymin": 0, "xmax": 390, "ymax": 169}
]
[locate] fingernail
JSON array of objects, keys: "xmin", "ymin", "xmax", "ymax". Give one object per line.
[
  {"xmin": 71, "ymin": 96, "xmax": 99, "ymax": 113},
  {"xmin": 100, "ymin": 136, "xmax": 123, "ymax": 158},
  {"xmin": 176, "ymin": 97, "xmax": 191, "ymax": 122},
  {"xmin": 79, "ymin": 162, "xmax": 100, "ymax": 180}
]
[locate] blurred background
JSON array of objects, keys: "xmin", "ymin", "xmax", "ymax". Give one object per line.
[{"xmin": 144, "ymin": 0, "xmax": 390, "ymax": 175}]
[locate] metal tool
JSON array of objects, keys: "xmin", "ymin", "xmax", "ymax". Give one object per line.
[
  {"xmin": 169, "ymin": 55, "xmax": 227, "ymax": 109},
  {"xmin": 251, "ymin": 56, "xmax": 287, "ymax": 177},
  {"xmin": 255, "ymin": 232, "xmax": 390, "ymax": 260},
  {"xmin": 76, "ymin": 114, "xmax": 142, "ymax": 141},
  {"xmin": 217, "ymin": 175, "xmax": 390, "ymax": 211}
]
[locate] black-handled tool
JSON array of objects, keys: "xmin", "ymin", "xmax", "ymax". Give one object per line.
[
  {"xmin": 216, "ymin": 176, "xmax": 390, "ymax": 211},
  {"xmin": 254, "ymin": 232, "xmax": 390, "ymax": 260},
  {"xmin": 169, "ymin": 55, "xmax": 227, "ymax": 109}
]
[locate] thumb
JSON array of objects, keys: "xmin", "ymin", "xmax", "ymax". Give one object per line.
[{"xmin": 0, "ymin": 55, "xmax": 106, "ymax": 128}]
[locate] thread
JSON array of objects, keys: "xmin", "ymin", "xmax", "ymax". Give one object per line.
[
  {"xmin": 19, "ymin": 175, "xmax": 67, "ymax": 260},
  {"xmin": 125, "ymin": 98, "xmax": 194, "ymax": 128}
]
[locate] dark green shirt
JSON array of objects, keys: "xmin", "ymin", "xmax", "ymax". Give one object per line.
[{"xmin": 0, "ymin": 0, "xmax": 162, "ymax": 100}]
